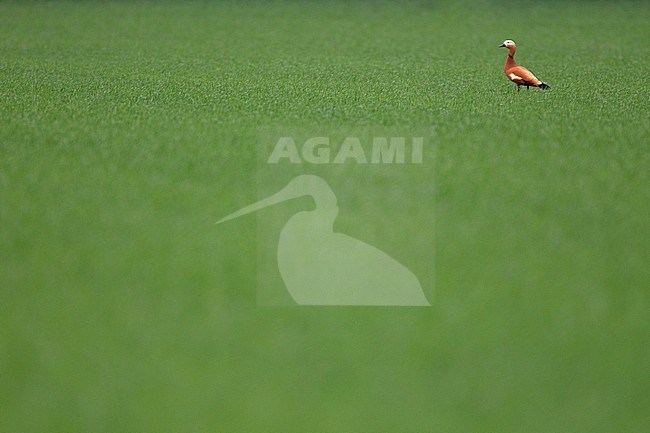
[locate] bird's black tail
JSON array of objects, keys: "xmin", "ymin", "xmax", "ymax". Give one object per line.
[{"xmin": 539, "ymin": 82, "xmax": 550, "ymax": 89}]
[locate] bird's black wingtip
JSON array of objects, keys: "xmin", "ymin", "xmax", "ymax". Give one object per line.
[{"xmin": 539, "ymin": 82, "xmax": 550, "ymax": 89}]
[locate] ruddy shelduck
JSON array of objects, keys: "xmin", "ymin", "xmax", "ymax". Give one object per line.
[{"xmin": 499, "ymin": 39, "xmax": 549, "ymax": 91}]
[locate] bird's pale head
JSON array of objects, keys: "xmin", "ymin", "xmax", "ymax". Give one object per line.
[{"xmin": 499, "ymin": 39, "xmax": 516, "ymax": 54}]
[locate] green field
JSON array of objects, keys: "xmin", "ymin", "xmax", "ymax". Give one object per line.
[{"xmin": 1, "ymin": 0, "xmax": 649, "ymax": 431}]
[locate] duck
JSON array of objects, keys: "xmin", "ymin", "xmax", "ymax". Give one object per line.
[{"xmin": 499, "ymin": 39, "xmax": 549, "ymax": 91}]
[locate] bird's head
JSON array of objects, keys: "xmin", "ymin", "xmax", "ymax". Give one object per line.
[
  {"xmin": 216, "ymin": 175, "xmax": 337, "ymax": 225},
  {"xmin": 499, "ymin": 39, "xmax": 517, "ymax": 55}
]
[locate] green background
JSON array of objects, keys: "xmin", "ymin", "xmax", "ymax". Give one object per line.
[{"xmin": 1, "ymin": 1, "xmax": 648, "ymax": 431}]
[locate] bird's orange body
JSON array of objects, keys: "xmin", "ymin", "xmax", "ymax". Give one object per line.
[{"xmin": 499, "ymin": 40, "xmax": 549, "ymax": 91}]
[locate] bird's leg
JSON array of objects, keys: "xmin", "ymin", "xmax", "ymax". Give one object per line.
[{"xmin": 516, "ymin": 85, "xmax": 520, "ymax": 92}]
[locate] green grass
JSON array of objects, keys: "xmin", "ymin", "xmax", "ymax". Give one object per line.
[{"xmin": 1, "ymin": 0, "xmax": 649, "ymax": 431}]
